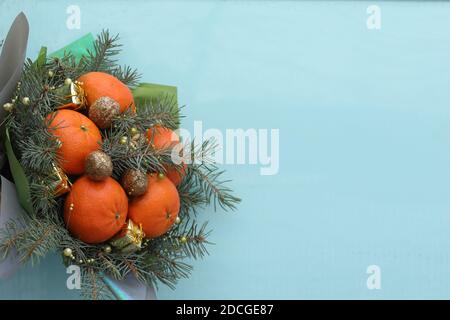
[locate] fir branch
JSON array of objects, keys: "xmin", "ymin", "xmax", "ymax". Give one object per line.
[
  {"xmin": 141, "ymin": 252, "xmax": 192, "ymax": 290},
  {"xmin": 112, "ymin": 254, "xmax": 154, "ymax": 285},
  {"xmin": 0, "ymin": 218, "xmax": 27, "ymax": 260},
  {"xmin": 21, "ymin": 223, "xmax": 55, "ymax": 263},
  {"xmin": 138, "ymin": 95, "xmax": 181, "ymax": 130},
  {"xmin": 102, "ymin": 131, "xmax": 168, "ymax": 178},
  {"xmin": 28, "ymin": 181, "xmax": 60, "ymax": 217},
  {"xmin": 1, "ymin": 216, "xmax": 65, "ymax": 265},
  {"xmin": 97, "ymin": 253, "xmax": 122, "ymax": 280},
  {"xmin": 178, "ymin": 180, "xmax": 208, "ymax": 218},
  {"xmin": 112, "ymin": 95, "xmax": 181, "ymax": 133},
  {"xmin": 168, "ymin": 221, "xmax": 212, "ymax": 259},
  {"xmin": 80, "ymin": 267, "xmax": 115, "ymax": 300},
  {"xmin": 79, "ymin": 30, "xmax": 121, "ymax": 73},
  {"xmin": 89, "ymin": 268, "xmax": 98, "ymax": 300},
  {"xmin": 47, "ymin": 53, "xmax": 85, "ymax": 88},
  {"xmin": 112, "ymin": 65, "xmax": 141, "ymax": 88},
  {"xmin": 183, "ymin": 139, "xmax": 241, "ymax": 211},
  {"xmin": 190, "ymin": 165, "xmax": 240, "ymax": 211}
]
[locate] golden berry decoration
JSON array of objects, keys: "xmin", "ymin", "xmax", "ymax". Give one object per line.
[
  {"xmin": 63, "ymin": 248, "xmax": 73, "ymax": 257},
  {"xmin": 22, "ymin": 97, "xmax": 30, "ymax": 105},
  {"xmin": 130, "ymin": 127, "xmax": 139, "ymax": 135},
  {"xmin": 119, "ymin": 136, "xmax": 128, "ymax": 145},
  {"xmin": 3, "ymin": 103, "xmax": 14, "ymax": 112}
]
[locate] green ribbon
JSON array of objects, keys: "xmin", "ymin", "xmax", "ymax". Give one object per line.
[
  {"xmin": 5, "ymin": 33, "xmax": 178, "ymax": 215},
  {"xmin": 133, "ymin": 82, "xmax": 177, "ymax": 106},
  {"xmin": 49, "ymin": 33, "xmax": 95, "ymax": 61},
  {"xmin": 4, "ymin": 130, "xmax": 33, "ymax": 214}
]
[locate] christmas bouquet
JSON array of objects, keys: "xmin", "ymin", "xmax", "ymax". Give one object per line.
[{"xmin": 0, "ymin": 14, "xmax": 240, "ymax": 299}]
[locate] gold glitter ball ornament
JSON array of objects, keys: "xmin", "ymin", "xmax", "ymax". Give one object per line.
[
  {"xmin": 88, "ymin": 96, "xmax": 120, "ymax": 129},
  {"xmin": 85, "ymin": 151, "xmax": 113, "ymax": 181},
  {"xmin": 121, "ymin": 169, "xmax": 148, "ymax": 197}
]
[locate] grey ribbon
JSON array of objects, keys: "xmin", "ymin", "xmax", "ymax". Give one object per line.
[
  {"xmin": 0, "ymin": 12, "xmax": 29, "ymax": 117},
  {"xmin": 0, "ymin": 175, "xmax": 25, "ymax": 279},
  {"xmin": 0, "ymin": 12, "xmax": 29, "ymax": 169},
  {"xmin": 0, "ymin": 12, "xmax": 29, "ymax": 279}
]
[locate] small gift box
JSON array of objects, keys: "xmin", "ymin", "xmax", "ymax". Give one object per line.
[
  {"xmin": 110, "ymin": 220, "xmax": 145, "ymax": 253},
  {"xmin": 50, "ymin": 164, "xmax": 71, "ymax": 196},
  {"xmin": 52, "ymin": 79, "xmax": 86, "ymax": 110}
]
